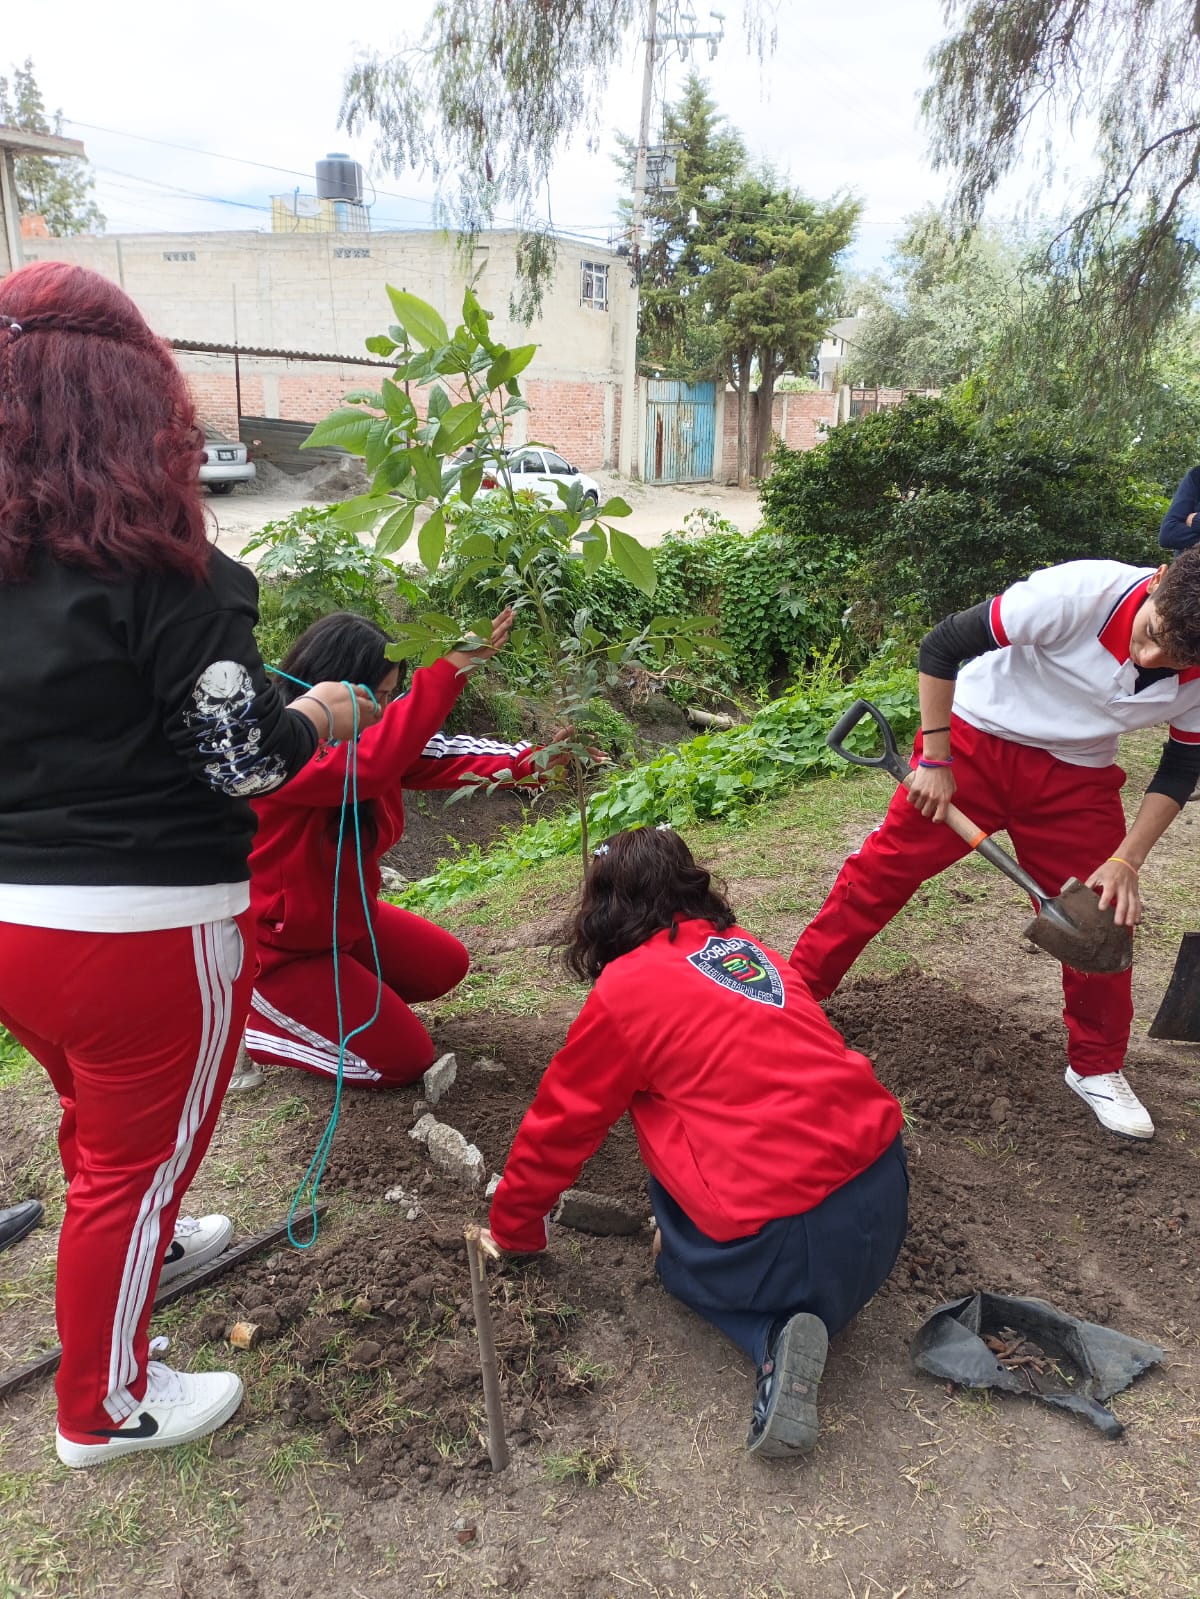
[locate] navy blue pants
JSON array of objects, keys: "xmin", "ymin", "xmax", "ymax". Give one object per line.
[{"xmin": 649, "ymin": 1135, "xmax": 909, "ymax": 1365}]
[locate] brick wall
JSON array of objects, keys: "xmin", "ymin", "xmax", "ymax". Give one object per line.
[
  {"xmin": 717, "ymin": 388, "xmax": 837, "ymax": 481},
  {"xmin": 525, "ymin": 378, "xmax": 616, "ymax": 470}
]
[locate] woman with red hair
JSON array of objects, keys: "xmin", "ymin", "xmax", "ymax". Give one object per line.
[{"xmin": 0, "ymin": 261, "xmax": 377, "ymax": 1467}]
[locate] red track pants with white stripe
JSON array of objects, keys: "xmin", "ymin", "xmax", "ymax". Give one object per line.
[
  {"xmin": 246, "ymin": 901, "xmax": 469, "ymax": 1087},
  {"xmin": 791, "ymin": 719, "xmax": 1133, "ymax": 1076},
  {"xmin": 0, "ymin": 912, "xmax": 251, "ymax": 1439}
]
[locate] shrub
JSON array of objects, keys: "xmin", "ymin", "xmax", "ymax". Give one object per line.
[{"xmin": 760, "ymin": 396, "xmax": 1162, "ymax": 636}]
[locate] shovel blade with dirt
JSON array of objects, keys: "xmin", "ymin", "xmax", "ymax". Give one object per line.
[{"xmin": 826, "ymin": 700, "xmax": 1133, "ymax": 978}]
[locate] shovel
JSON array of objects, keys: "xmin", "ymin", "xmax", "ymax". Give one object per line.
[
  {"xmin": 827, "ymin": 699, "xmax": 1133, "ymax": 977},
  {"xmin": 1147, "ymin": 934, "xmax": 1200, "ymax": 1040}
]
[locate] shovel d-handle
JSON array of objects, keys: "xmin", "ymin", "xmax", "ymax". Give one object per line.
[{"xmin": 827, "ymin": 698, "xmax": 1050, "ymax": 910}]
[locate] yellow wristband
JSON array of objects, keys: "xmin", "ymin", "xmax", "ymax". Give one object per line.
[{"xmin": 1107, "ymin": 855, "xmax": 1138, "ymax": 873}]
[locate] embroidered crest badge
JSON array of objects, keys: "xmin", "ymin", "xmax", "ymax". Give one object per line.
[{"xmin": 686, "ymin": 935, "xmax": 785, "ymax": 1008}]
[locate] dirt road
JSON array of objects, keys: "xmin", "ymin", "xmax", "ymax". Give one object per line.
[{"xmin": 208, "ymin": 473, "xmax": 761, "ymax": 561}]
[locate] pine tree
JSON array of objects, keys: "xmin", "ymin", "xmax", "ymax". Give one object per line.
[{"xmin": 0, "ymin": 59, "xmax": 104, "ymax": 236}]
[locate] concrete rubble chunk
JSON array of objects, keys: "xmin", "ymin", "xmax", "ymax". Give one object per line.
[
  {"xmin": 424, "ymin": 1120, "xmax": 485, "ymax": 1189},
  {"xmin": 485, "ymin": 1173, "xmax": 502, "ymax": 1199},
  {"xmin": 409, "ymin": 1113, "xmax": 437, "ymax": 1146},
  {"xmin": 423, "ymin": 1051, "xmax": 458, "ymax": 1106},
  {"xmin": 554, "ymin": 1187, "xmax": 648, "ymax": 1236}
]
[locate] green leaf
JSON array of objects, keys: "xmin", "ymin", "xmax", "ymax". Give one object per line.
[
  {"xmin": 376, "ymin": 504, "xmax": 416, "ymax": 557},
  {"xmin": 332, "ymin": 494, "xmax": 389, "ymax": 532},
  {"xmin": 344, "ymin": 388, "xmax": 382, "ymax": 406},
  {"xmin": 486, "ymin": 344, "xmax": 537, "ymax": 389},
  {"xmin": 364, "ymin": 418, "xmax": 392, "ymax": 475},
  {"xmin": 418, "ymin": 508, "xmax": 447, "ymax": 572},
  {"xmin": 385, "ymin": 287, "xmax": 450, "ymax": 350},
  {"xmin": 609, "ymin": 528, "xmax": 658, "ymax": 596},
  {"xmin": 302, "ymin": 409, "xmax": 375, "ymax": 454},
  {"xmin": 364, "ymin": 334, "xmax": 397, "ymax": 357},
  {"xmin": 462, "ymin": 287, "xmax": 493, "ymax": 348},
  {"xmin": 460, "ymin": 462, "xmax": 484, "ymax": 505},
  {"xmin": 598, "ymin": 496, "xmax": 632, "ymax": 518},
  {"xmin": 450, "ymin": 557, "xmax": 497, "ymax": 596},
  {"xmin": 436, "ymin": 401, "xmax": 484, "ymax": 454},
  {"xmin": 457, "ymin": 532, "xmax": 495, "ymax": 559},
  {"xmin": 411, "ymin": 447, "xmax": 444, "ymax": 501},
  {"xmin": 427, "ymin": 385, "xmax": 450, "ymax": 421},
  {"xmin": 380, "ymin": 378, "xmax": 415, "ymax": 426},
  {"xmin": 580, "ymin": 526, "xmax": 607, "ymax": 575},
  {"xmin": 384, "ymin": 625, "xmax": 434, "ymax": 663}
]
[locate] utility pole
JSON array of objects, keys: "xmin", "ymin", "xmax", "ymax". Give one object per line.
[
  {"xmin": 0, "ymin": 125, "xmax": 87, "ymax": 277},
  {"xmin": 617, "ymin": 5, "xmax": 725, "ymax": 481},
  {"xmin": 617, "ymin": 0, "xmax": 659, "ymax": 481}
]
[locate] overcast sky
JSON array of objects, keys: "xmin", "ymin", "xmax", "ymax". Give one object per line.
[{"xmin": 5, "ymin": 0, "xmax": 1043, "ymax": 273}]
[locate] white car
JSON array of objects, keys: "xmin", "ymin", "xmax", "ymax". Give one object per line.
[
  {"xmin": 464, "ymin": 446, "xmax": 601, "ymax": 509},
  {"xmin": 199, "ymin": 436, "xmax": 256, "ymax": 496}
]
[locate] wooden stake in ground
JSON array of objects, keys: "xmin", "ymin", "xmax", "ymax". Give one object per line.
[{"xmin": 464, "ymin": 1225, "xmax": 510, "ymax": 1472}]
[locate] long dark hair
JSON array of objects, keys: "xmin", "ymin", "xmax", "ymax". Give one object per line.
[
  {"xmin": 0, "ymin": 260, "xmax": 209, "ymax": 584},
  {"xmin": 276, "ymin": 611, "xmax": 399, "ymax": 703},
  {"xmin": 565, "ymin": 827, "xmax": 737, "ymax": 982},
  {"xmin": 277, "ymin": 612, "xmax": 407, "ymax": 851}
]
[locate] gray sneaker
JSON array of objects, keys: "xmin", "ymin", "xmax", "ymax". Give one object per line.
[
  {"xmin": 226, "ymin": 1047, "xmax": 264, "ymax": 1095},
  {"xmin": 747, "ymin": 1312, "xmax": 828, "ymax": 1458}
]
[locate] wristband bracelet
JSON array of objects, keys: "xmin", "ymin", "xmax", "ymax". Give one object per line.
[
  {"xmin": 921, "ymin": 725, "xmax": 952, "ymax": 736},
  {"xmin": 918, "ymin": 757, "xmax": 954, "ymax": 769},
  {"xmin": 295, "ymin": 694, "xmax": 335, "ymax": 742},
  {"xmin": 1107, "ymin": 855, "xmax": 1138, "ymax": 873}
]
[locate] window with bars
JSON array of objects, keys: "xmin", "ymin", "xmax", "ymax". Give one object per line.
[{"xmin": 580, "ymin": 260, "xmax": 609, "ymax": 311}]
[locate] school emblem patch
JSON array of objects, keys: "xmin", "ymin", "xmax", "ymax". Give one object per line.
[{"xmin": 686, "ymin": 935, "xmax": 785, "ymax": 1008}]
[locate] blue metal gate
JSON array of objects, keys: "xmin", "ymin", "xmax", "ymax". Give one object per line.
[{"xmin": 644, "ymin": 380, "xmax": 716, "ymax": 484}]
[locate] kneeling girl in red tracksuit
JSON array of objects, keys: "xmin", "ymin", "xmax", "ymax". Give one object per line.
[
  {"xmin": 246, "ymin": 607, "xmax": 546, "ymax": 1087},
  {"xmin": 485, "ymin": 827, "xmax": 908, "ymax": 1458}
]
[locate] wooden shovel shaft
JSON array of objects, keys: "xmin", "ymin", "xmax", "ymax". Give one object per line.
[{"xmin": 899, "ymin": 772, "xmax": 1047, "ymax": 906}]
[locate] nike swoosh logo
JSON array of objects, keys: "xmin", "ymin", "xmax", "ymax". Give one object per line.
[
  {"xmin": 163, "ymin": 1243, "xmax": 185, "ymax": 1264},
  {"xmin": 89, "ymin": 1411, "xmax": 159, "ymax": 1440}
]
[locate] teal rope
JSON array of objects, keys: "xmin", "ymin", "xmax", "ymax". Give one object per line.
[{"xmin": 264, "ymin": 665, "xmax": 384, "ymax": 1249}]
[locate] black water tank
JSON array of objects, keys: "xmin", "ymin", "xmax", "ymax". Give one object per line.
[{"xmin": 316, "ymin": 153, "xmax": 363, "ymax": 202}]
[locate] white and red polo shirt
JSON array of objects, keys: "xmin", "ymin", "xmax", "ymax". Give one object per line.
[{"xmin": 953, "ymin": 560, "xmax": 1200, "ymax": 767}]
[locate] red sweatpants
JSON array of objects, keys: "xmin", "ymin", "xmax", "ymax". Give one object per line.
[
  {"xmin": 245, "ymin": 901, "xmax": 468, "ymax": 1087},
  {"xmin": 0, "ymin": 912, "xmax": 251, "ymax": 1439},
  {"xmin": 791, "ymin": 718, "xmax": 1133, "ymax": 1076}
]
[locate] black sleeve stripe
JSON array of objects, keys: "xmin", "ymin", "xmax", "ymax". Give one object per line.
[{"xmin": 918, "ymin": 601, "xmax": 1001, "ymax": 681}]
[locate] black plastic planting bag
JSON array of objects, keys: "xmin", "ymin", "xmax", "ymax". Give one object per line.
[{"xmin": 911, "ymin": 1291, "xmax": 1164, "ymax": 1438}]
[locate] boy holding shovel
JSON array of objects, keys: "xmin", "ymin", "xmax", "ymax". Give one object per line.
[{"xmin": 791, "ymin": 549, "xmax": 1200, "ymax": 1140}]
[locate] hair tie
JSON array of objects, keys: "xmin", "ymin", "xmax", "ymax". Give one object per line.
[{"xmin": 592, "ymin": 842, "xmax": 610, "ymax": 857}]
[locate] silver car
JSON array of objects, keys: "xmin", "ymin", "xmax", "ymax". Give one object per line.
[{"xmin": 199, "ymin": 436, "xmax": 256, "ymax": 496}]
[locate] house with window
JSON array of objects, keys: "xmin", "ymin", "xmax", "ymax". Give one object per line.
[{"xmin": 26, "ymin": 230, "xmax": 633, "ymax": 470}]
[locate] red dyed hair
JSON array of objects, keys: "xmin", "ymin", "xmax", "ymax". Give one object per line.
[{"xmin": 0, "ymin": 260, "xmax": 210, "ymax": 583}]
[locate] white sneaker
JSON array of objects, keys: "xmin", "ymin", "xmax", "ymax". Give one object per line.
[
  {"xmin": 56, "ymin": 1342, "xmax": 243, "ymax": 1468},
  {"xmin": 1065, "ymin": 1067, "xmax": 1155, "ymax": 1140},
  {"xmin": 159, "ymin": 1214, "xmax": 233, "ymax": 1284}
]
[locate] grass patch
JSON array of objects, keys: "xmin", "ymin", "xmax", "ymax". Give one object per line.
[
  {"xmin": 0, "ymin": 1029, "xmax": 35, "ymax": 1089},
  {"xmin": 543, "ymin": 1443, "xmax": 645, "ymax": 1496}
]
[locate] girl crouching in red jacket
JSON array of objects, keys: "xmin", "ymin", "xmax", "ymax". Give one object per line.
[
  {"xmin": 486, "ymin": 827, "xmax": 908, "ymax": 1458},
  {"xmin": 246, "ymin": 607, "xmax": 542, "ymax": 1087}
]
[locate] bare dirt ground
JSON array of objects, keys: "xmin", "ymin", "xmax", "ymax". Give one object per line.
[
  {"xmin": 1, "ymin": 744, "xmax": 1198, "ymax": 1599},
  {"xmin": 206, "ymin": 471, "xmax": 761, "ymax": 562}
]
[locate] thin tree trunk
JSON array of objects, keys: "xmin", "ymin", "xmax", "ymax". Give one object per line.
[
  {"xmin": 754, "ymin": 349, "xmax": 784, "ymax": 479},
  {"xmin": 736, "ymin": 359, "xmax": 753, "ymax": 490}
]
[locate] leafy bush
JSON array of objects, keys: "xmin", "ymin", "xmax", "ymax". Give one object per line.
[
  {"xmin": 760, "ymin": 396, "xmax": 1162, "ymax": 636},
  {"xmin": 245, "ymin": 506, "xmax": 415, "ymax": 666},
  {"xmin": 400, "ymin": 651, "xmax": 918, "ymax": 915}
]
